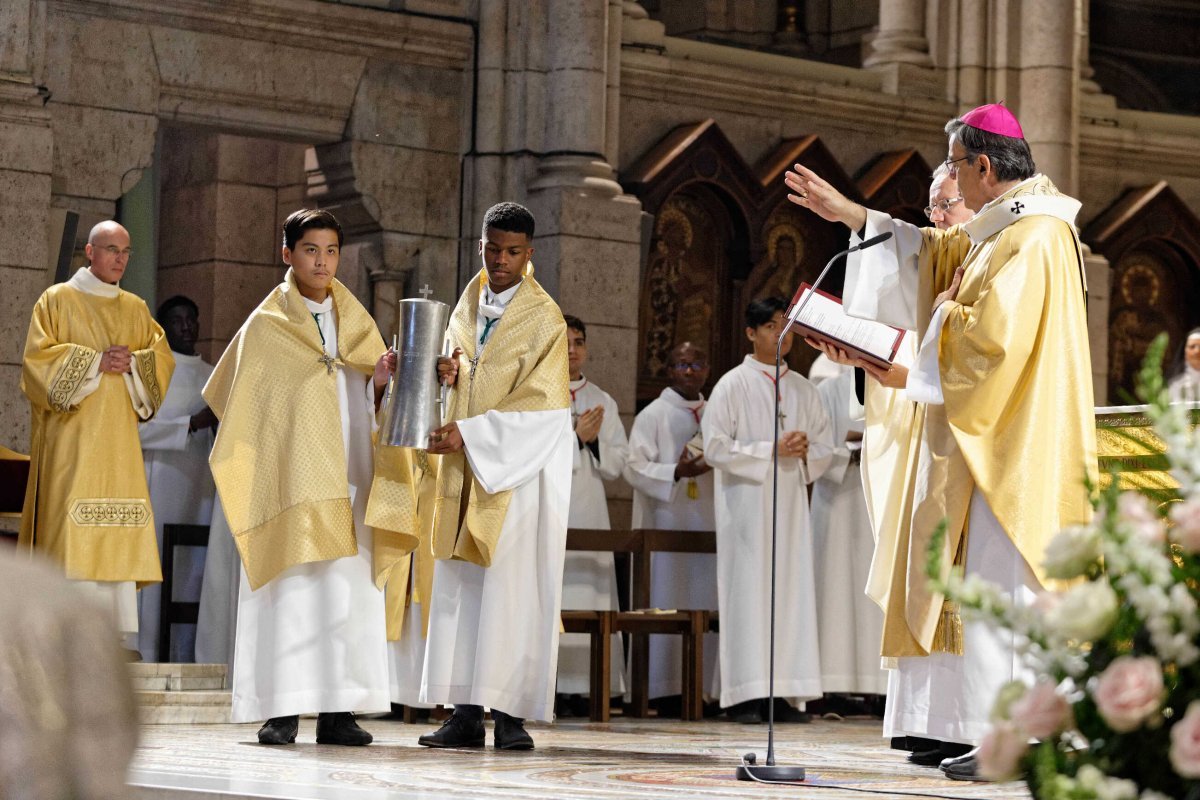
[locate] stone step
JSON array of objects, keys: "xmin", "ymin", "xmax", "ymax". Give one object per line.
[
  {"xmin": 128, "ymin": 663, "xmax": 227, "ymax": 691},
  {"xmin": 135, "ymin": 690, "xmax": 232, "ymax": 725}
]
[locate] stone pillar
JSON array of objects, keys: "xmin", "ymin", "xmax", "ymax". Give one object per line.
[
  {"xmin": 863, "ymin": 0, "xmax": 932, "ymax": 67},
  {"xmin": 157, "ymin": 128, "xmax": 307, "ymax": 362},
  {"xmin": 0, "ymin": 0, "xmax": 54, "ymax": 451},
  {"xmin": 1016, "ymin": 0, "xmax": 1079, "ymax": 195}
]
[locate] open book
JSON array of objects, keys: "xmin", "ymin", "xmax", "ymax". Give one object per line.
[{"xmin": 786, "ymin": 283, "xmax": 904, "ymax": 369}]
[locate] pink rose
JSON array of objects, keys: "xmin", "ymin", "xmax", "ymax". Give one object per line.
[
  {"xmin": 1170, "ymin": 701, "xmax": 1200, "ymax": 778},
  {"xmin": 1010, "ymin": 682, "xmax": 1071, "ymax": 739},
  {"xmin": 1093, "ymin": 655, "xmax": 1163, "ymax": 732},
  {"xmin": 1170, "ymin": 499, "xmax": 1200, "ymax": 553},
  {"xmin": 978, "ymin": 722, "xmax": 1028, "ymax": 781},
  {"xmin": 1119, "ymin": 492, "xmax": 1165, "ymax": 544}
]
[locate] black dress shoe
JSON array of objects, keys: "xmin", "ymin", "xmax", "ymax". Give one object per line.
[
  {"xmin": 417, "ymin": 705, "xmax": 485, "ymax": 748},
  {"xmin": 493, "ymin": 710, "xmax": 534, "ymax": 750},
  {"xmin": 940, "ymin": 748, "xmax": 995, "ymax": 782},
  {"xmin": 910, "ymin": 740, "xmax": 972, "ymax": 767},
  {"xmin": 316, "ymin": 712, "xmax": 373, "ymax": 746},
  {"xmin": 257, "ymin": 715, "xmax": 299, "ymax": 745},
  {"xmin": 771, "ymin": 698, "xmax": 812, "ymax": 724},
  {"xmin": 725, "ymin": 699, "xmax": 763, "ymax": 724}
]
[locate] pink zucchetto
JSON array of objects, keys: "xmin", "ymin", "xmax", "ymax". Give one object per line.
[{"xmin": 960, "ymin": 103, "xmax": 1024, "ymax": 139}]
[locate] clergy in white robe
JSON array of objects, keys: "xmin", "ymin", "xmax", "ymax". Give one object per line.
[
  {"xmin": 557, "ymin": 315, "xmax": 628, "ymax": 701},
  {"xmin": 1169, "ymin": 329, "xmax": 1200, "ymax": 403},
  {"xmin": 137, "ymin": 296, "xmax": 217, "ymax": 662},
  {"xmin": 419, "ymin": 204, "xmax": 572, "ymax": 750},
  {"xmin": 203, "ymin": 211, "xmax": 411, "ymax": 745},
  {"xmin": 703, "ymin": 298, "xmax": 833, "ymax": 718},
  {"xmin": 623, "ymin": 341, "xmax": 720, "ymax": 702},
  {"xmin": 786, "ymin": 108, "xmax": 1096, "ymax": 772},
  {"xmin": 809, "ymin": 358, "xmax": 886, "ymax": 695}
]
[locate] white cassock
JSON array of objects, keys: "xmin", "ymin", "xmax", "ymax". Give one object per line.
[
  {"xmin": 703, "ymin": 356, "xmax": 833, "ymax": 708},
  {"xmin": 623, "ymin": 388, "xmax": 719, "ymax": 700},
  {"xmin": 809, "ymin": 362, "xmax": 886, "ymax": 694},
  {"xmin": 845, "ymin": 209, "xmax": 1037, "ymax": 745},
  {"xmin": 389, "ymin": 563, "xmax": 431, "ymax": 707},
  {"xmin": 136, "ymin": 351, "xmax": 216, "ymax": 662},
  {"xmin": 229, "ymin": 295, "xmax": 389, "ymax": 723},
  {"xmin": 420, "ymin": 408, "xmax": 573, "ymax": 721},
  {"xmin": 195, "ymin": 495, "xmax": 238, "ymax": 670},
  {"xmin": 557, "ymin": 377, "xmax": 628, "ymax": 697}
]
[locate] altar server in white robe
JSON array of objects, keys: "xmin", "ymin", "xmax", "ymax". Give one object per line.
[
  {"xmin": 808, "ymin": 357, "xmax": 886, "ymax": 696},
  {"xmin": 418, "ymin": 202, "xmax": 573, "ymax": 751},
  {"xmin": 137, "ymin": 295, "xmax": 217, "ymax": 662},
  {"xmin": 204, "ymin": 209, "xmax": 409, "ymax": 746},
  {"xmin": 787, "ymin": 104, "xmax": 1097, "ymax": 781},
  {"xmin": 623, "ymin": 341, "xmax": 720, "ymax": 704},
  {"xmin": 556, "ymin": 315, "xmax": 628, "ymax": 705},
  {"xmin": 703, "ymin": 296, "xmax": 833, "ymax": 724}
]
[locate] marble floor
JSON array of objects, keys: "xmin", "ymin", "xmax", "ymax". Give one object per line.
[{"xmin": 129, "ymin": 716, "xmax": 1032, "ymax": 800}]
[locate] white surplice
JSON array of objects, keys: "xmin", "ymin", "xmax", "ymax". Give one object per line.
[
  {"xmin": 809, "ymin": 364, "xmax": 886, "ymax": 694},
  {"xmin": 420, "ymin": 407, "xmax": 574, "ymax": 721},
  {"xmin": 229, "ymin": 295, "xmax": 389, "ymax": 723},
  {"xmin": 623, "ymin": 388, "xmax": 720, "ymax": 699},
  {"xmin": 136, "ymin": 351, "xmax": 215, "ymax": 662},
  {"xmin": 844, "ymin": 207, "xmax": 1038, "ymax": 744},
  {"xmin": 557, "ymin": 377, "xmax": 628, "ymax": 697},
  {"xmin": 703, "ymin": 356, "xmax": 833, "ymax": 707}
]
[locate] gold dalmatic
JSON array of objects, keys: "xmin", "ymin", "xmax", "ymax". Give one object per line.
[
  {"xmin": 204, "ymin": 270, "xmax": 417, "ymax": 590},
  {"xmin": 432, "ymin": 266, "xmax": 570, "ymax": 567},
  {"xmin": 19, "ymin": 282, "xmax": 174, "ymax": 584}
]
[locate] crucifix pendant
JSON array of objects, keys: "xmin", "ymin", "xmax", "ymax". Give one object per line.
[
  {"xmin": 778, "ymin": 409, "xmax": 787, "ymax": 426},
  {"xmin": 318, "ymin": 353, "xmax": 336, "ymax": 374},
  {"xmin": 468, "ymin": 355, "xmax": 481, "ymax": 379}
]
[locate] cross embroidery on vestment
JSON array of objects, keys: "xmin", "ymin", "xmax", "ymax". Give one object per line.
[{"xmin": 1011, "ymin": 201, "xmax": 1025, "ymax": 214}]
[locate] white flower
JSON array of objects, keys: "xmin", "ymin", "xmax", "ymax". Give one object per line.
[
  {"xmin": 1042, "ymin": 525, "xmax": 1102, "ymax": 579},
  {"xmin": 1045, "ymin": 580, "xmax": 1119, "ymax": 642},
  {"xmin": 1118, "ymin": 492, "xmax": 1166, "ymax": 544},
  {"xmin": 1075, "ymin": 764, "xmax": 1138, "ymax": 800}
]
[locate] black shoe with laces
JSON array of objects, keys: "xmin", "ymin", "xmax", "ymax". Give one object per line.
[
  {"xmin": 257, "ymin": 715, "xmax": 299, "ymax": 745},
  {"xmin": 316, "ymin": 712, "xmax": 373, "ymax": 746},
  {"xmin": 492, "ymin": 710, "xmax": 534, "ymax": 750},
  {"xmin": 417, "ymin": 705, "xmax": 485, "ymax": 748}
]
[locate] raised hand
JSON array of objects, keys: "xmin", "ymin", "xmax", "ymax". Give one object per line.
[{"xmin": 784, "ymin": 164, "xmax": 868, "ymax": 231}]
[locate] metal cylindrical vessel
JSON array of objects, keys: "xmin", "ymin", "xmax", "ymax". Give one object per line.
[{"xmin": 379, "ymin": 298, "xmax": 450, "ymax": 448}]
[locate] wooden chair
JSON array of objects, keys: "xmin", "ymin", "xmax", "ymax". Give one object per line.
[
  {"xmin": 560, "ymin": 610, "xmax": 614, "ymax": 721},
  {"xmin": 614, "ymin": 609, "xmax": 709, "ymax": 720},
  {"xmin": 158, "ymin": 523, "xmax": 210, "ymax": 661}
]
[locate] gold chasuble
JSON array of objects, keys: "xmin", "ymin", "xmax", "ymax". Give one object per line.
[
  {"xmin": 868, "ymin": 175, "xmax": 1098, "ymax": 658},
  {"xmin": 203, "ymin": 270, "xmax": 417, "ymax": 591},
  {"xmin": 432, "ymin": 267, "xmax": 570, "ymax": 567},
  {"xmin": 19, "ymin": 268, "xmax": 174, "ymax": 584}
]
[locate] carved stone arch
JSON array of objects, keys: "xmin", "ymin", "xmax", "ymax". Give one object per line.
[
  {"xmin": 1084, "ymin": 182, "xmax": 1200, "ymax": 400},
  {"xmin": 856, "ymin": 149, "xmax": 934, "ymax": 229},
  {"xmin": 622, "ymin": 120, "xmax": 757, "ymax": 405},
  {"xmin": 746, "ymin": 135, "xmax": 864, "ymax": 377}
]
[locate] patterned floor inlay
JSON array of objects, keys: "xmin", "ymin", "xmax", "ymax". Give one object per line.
[{"xmin": 130, "ymin": 717, "xmax": 1032, "ymax": 799}]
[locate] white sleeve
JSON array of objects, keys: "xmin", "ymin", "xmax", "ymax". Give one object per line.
[
  {"xmin": 623, "ymin": 412, "xmax": 681, "ymax": 503},
  {"xmin": 701, "ymin": 380, "xmax": 773, "ymax": 484},
  {"xmin": 843, "ymin": 208, "xmax": 924, "ymax": 331},
  {"xmin": 594, "ymin": 394, "xmax": 629, "ymax": 481},
  {"xmin": 800, "ymin": 385, "xmax": 835, "ymax": 485},
  {"xmin": 906, "ymin": 303, "xmax": 948, "ymax": 405},
  {"xmin": 459, "ymin": 407, "xmax": 573, "ymax": 494}
]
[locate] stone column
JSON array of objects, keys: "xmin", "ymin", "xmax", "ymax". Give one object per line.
[
  {"xmin": 1016, "ymin": 0, "xmax": 1079, "ymax": 195},
  {"xmin": 863, "ymin": 0, "xmax": 932, "ymax": 68},
  {"xmin": 0, "ymin": 0, "xmax": 54, "ymax": 451}
]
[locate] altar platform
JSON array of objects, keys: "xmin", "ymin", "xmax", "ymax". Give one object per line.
[{"xmin": 128, "ymin": 717, "xmax": 1030, "ymax": 800}]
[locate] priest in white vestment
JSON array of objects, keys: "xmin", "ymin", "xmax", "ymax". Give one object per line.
[
  {"xmin": 204, "ymin": 210, "xmax": 406, "ymax": 746},
  {"xmin": 786, "ymin": 104, "xmax": 1097, "ymax": 781},
  {"xmin": 137, "ymin": 295, "xmax": 217, "ymax": 662},
  {"xmin": 418, "ymin": 202, "xmax": 572, "ymax": 751},
  {"xmin": 623, "ymin": 341, "xmax": 720, "ymax": 706},
  {"xmin": 703, "ymin": 297, "xmax": 833, "ymax": 724},
  {"xmin": 808, "ymin": 357, "xmax": 886, "ymax": 696},
  {"xmin": 556, "ymin": 315, "xmax": 628, "ymax": 708}
]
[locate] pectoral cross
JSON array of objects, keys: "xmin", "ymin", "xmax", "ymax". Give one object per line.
[
  {"xmin": 318, "ymin": 353, "xmax": 337, "ymax": 374},
  {"xmin": 468, "ymin": 354, "xmax": 481, "ymax": 379},
  {"xmin": 777, "ymin": 408, "xmax": 787, "ymax": 428},
  {"xmin": 418, "ymin": 283, "xmax": 433, "ymax": 299}
]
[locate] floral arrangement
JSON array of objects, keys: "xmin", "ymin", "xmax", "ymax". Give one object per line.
[{"xmin": 930, "ymin": 335, "xmax": 1200, "ymax": 800}]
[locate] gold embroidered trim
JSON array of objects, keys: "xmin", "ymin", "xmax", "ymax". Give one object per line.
[
  {"xmin": 69, "ymin": 498, "xmax": 150, "ymax": 528},
  {"xmin": 49, "ymin": 345, "xmax": 97, "ymax": 412},
  {"xmin": 136, "ymin": 350, "xmax": 161, "ymax": 409}
]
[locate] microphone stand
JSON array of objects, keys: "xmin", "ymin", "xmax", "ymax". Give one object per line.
[{"xmin": 736, "ymin": 230, "xmax": 892, "ymax": 784}]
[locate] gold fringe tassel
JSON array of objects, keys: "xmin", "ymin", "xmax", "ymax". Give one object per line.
[{"xmin": 930, "ymin": 601, "xmax": 964, "ymax": 655}]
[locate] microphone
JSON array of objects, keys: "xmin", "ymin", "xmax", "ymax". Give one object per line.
[{"xmin": 780, "ymin": 230, "xmax": 894, "ymax": 339}]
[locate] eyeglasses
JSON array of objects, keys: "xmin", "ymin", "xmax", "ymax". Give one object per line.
[
  {"xmin": 100, "ymin": 245, "xmax": 134, "ymax": 258},
  {"xmin": 924, "ymin": 196, "xmax": 965, "ymax": 219},
  {"xmin": 672, "ymin": 361, "xmax": 707, "ymax": 372},
  {"xmin": 943, "ymin": 154, "xmax": 972, "ymax": 176}
]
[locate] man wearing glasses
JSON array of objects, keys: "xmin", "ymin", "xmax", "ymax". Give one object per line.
[
  {"xmin": 784, "ymin": 104, "xmax": 1097, "ymax": 780},
  {"xmin": 19, "ymin": 221, "xmax": 175, "ymax": 654}
]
